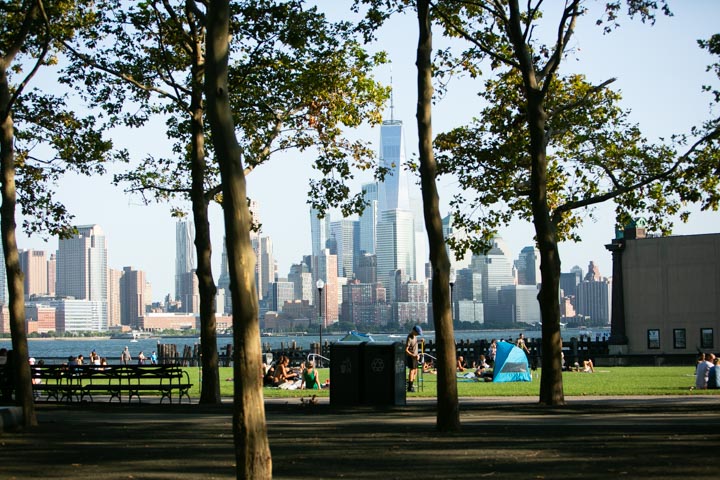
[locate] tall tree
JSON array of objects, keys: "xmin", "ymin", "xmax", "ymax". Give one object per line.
[
  {"xmin": 1, "ymin": 0, "xmax": 112, "ymax": 425},
  {"xmin": 63, "ymin": 0, "xmax": 387, "ymax": 404},
  {"xmin": 430, "ymin": 1, "xmax": 719, "ymax": 405},
  {"xmin": 415, "ymin": 0, "xmax": 459, "ymax": 432},
  {"xmin": 353, "ymin": 0, "xmax": 461, "ymax": 431},
  {"xmin": 205, "ymin": 1, "xmax": 272, "ymax": 477}
]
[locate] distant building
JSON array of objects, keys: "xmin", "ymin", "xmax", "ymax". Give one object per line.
[
  {"xmin": 313, "ymin": 249, "xmax": 339, "ymax": 325},
  {"xmin": 575, "ymin": 275, "xmax": 611, "ymax": 326},
  {"xmin": 175, "ymin": 220, "xmax": 195, "ymax": 302},
  {"xmin": 515, "ymin": 246, "xmax": 540, "ymax": 286},
  {"xmin": 120, "ymin": 266, "xmax": 147, "ymax": 329},
  {"xmin": 341, "ymin": 281, "xmax": 387, "ymax": 326},
  {"xmin": 55, "ymin": 225, "xmax": 108, "ymax": 330},
  {"xmin": 25, "ymin": 304, "xmax": 56, "ymax": 333},
  {"xmin": 20, "ymin": 249, "xmax": 48, "ymax": 298}
]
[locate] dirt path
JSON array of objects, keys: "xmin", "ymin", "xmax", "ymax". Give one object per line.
[{"xmin": 1, "ymin": 397, "xmax": 719, "ymax": 479}]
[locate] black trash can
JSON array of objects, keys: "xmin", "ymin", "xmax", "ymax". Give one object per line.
[
  {"xmin": 329, "ymin": 342, "xmax": 365, "ymax": 406},
  {"xmin": 361, "ymin": 342, "xmax": 406, "ymax": 406}
]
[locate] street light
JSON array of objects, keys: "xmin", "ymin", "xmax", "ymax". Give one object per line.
[
  {"xmin": 316, "ymin": 279, "xmax": 325, "ymax": 367},
  {"xmin": 449, "ymin": 271, "xmax": 456, "ymax": 325}
]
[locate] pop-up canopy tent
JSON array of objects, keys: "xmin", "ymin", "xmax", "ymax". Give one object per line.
[
  {"xmin": 492, "ymin": 341, "xmax": 532, "ymax": 382},
  {"xmin": 338, "ymin": 331, "xmax": 375, "ymax": 342}
]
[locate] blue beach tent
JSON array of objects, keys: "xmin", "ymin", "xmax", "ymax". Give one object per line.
[{"xmin": 492, "ymin": 341, "xmax": 532, "ymax": 382}]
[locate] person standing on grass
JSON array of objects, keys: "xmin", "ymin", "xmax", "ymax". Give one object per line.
[
  {"xmin": 405, "ymin": 325, "xmax": 422, "ymax": 392},
  {"xmin": 121, "ymin": 346, "xmax": 131, "ymax": 365}
]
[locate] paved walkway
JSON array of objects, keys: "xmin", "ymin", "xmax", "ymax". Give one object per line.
[{"xmin": 2, "ymin": 396, "xmax": 719, "ymax": 479}]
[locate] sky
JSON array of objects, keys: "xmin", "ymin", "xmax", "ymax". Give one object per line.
[{"xmin": 14, "ymin": 1, "xmax": 720, "ymax": 302}]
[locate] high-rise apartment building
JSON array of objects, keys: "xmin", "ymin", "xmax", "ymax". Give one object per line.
[
  {"xmin": 47, "ymin": 253, "xmax": 56, "ymax": 296},
  {"xmin": 120, "ymin": 266, "xmax": 147, "ymax": 328},
  {"xmin": 20, "ymin": 249, "xmax": 48, "ymax": 298},
  {"xmin": 341, "ymin": 280, "xmax": 389, "ymax": 326},
  {"xmin": 288, "ymin": 262, "xmax": 313, "ymax": 303},
  {"xmin": 313, "ymin": 248, "xmax": 339, "ymax": 325},
  {"xmin": 175, "ymin": 220, "xmax": 195, "ymax": 301},
  {"xmin": 177, "ymin": 270, "xmax": 199, "ymax": 314},
  {"xmin": 55, "ymin": 224, "xmax": 108, "ymax": 330},
  {"xmin": 107, "ymin": 268, "xmax": 123, "ymax": 328}
]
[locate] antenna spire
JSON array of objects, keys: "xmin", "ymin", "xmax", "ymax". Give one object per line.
[{"xmin": 390, "ymin": 65, "xmax": 394, "ymax": 121}]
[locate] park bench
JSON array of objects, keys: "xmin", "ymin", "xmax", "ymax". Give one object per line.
[{"xmin": 31, "ymin": 364, "xmax": 192, "ymax": 404}]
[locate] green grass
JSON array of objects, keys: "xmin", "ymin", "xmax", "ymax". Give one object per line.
[{"xmin": 183, "ymin": 366, "xmax": 717, "ymax": 399}]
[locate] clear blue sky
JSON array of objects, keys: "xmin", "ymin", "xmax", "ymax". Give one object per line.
[{"xmin": 16, "ymin": 1, "xmax": 719, "ymax": 301}]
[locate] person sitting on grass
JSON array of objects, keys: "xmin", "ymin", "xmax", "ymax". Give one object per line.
[
  {"xmin": 301, "ymin": 360, "xmax": 320, "ymax": 390},
  {"xmin": 707, "ymin": 357, "xmax": 720, "ymax": 389},
  {"xmin": 456, "ymin": 355, "xmax": 467, "ymax": 372},
  {"xmin": 272, "ymin": 355, "xmax": 298, "ymax": 386},
  {"xmin": 582, "ymin": 359, "xmax": 595, "ymax": 373}
]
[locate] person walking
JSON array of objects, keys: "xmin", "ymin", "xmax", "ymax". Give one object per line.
[
  {"xmin": 121, "ymin": 346, "xmax": 131, "ymax": 365},
  {"xmin": 405, "ymin": 325, "xmax": 423, "ymax": 392}
]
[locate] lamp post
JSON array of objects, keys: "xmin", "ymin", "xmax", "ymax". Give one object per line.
[
  {"xmin": 449, "ymin": 271, "xmax": 456, "ymax": 325},
  {"xmin": 316, "ymin": 279, "xmax": 325, "ymax": 366}
]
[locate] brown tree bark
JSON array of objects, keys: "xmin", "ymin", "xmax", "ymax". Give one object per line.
[
  {"xmin": 415, "ymin": 0, "xmax": 460, "ymax": 431},
  {"xmin": 205, "ymin": 1, "xmax": 271, "ymax": 477},
  {"xmin": 188, "ymin": 34, "xmax": 221, "ymax": 404},
  {"xmin": 506, "ymin": 0, "xmax": 566, "ymax": 405},
  {"xmin": 0, "ymin": 64, "xmax": 37, "ymax": 427}
]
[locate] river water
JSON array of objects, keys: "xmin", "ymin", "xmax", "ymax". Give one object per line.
[{"xmin": 0, "ymin": 327, "xmax": 608, "ymax": 363}]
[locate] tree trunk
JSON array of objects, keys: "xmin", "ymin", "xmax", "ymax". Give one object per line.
[
  {"xmin": 205, "ymin": 1, "xmax": 271, "ymax": 478},
  {"xmin": 526, "ymin": 88, "xmax": 565, "ymax": 406},
  {"xmin": 0, "ymin": 66, "xmax": 37, "ymax": 427},
  {"xmin": 189, "ymin": 54, "xmax": 221, "ymax": 404},
  {"xmin": 416, "ymin": 0, "xmax": 460, "ymax": 432}
]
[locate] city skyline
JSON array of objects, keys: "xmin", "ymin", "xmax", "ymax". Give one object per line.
[{"xmin": 12, "ymin": 2, "xmax": 719, "ymax": 301}]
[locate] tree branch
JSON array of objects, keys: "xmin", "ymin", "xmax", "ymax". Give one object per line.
[{"xmin": 552, "ymin": 125, "xmax": 720, "ymax": 224}]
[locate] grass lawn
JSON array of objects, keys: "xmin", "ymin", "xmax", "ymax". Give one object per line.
[{"xmin": 183, "ymin": 365, "xmax": 718, "ymax": 399}]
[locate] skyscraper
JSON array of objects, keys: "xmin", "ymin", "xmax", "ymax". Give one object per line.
[
  {"xmin": 119, "ymin": 266, "xmax": 147, "ymax": 328},
  {"xmin": 313, "ymin": 248, "xmax": 339, "ymax": 325},
  {"xmin": 19, "ymin": 249, "xmax": 48, "ymax": 298},
  {"xmin": 376, "ymin": 209, "xmax": 415, "ymax": 301},
  {"xmin": 288, "ymin": 262, "xmax": 313, "ymax": 303},
  {"xmin": 310, "ymin": 209, "xmax": 331, "ymax": 258},
  {"xmin": 175, "ymin": 220, "xmax": 195, "ymax": 301},
  {"xmin": 330, "ymin": 219, "xmax": 358, "ymax": 278},
  {"xmin": 358, "ymin": 182, "xmax": 378, "ymax": 255},
  {"xmin": 515, "ymin": 246, "xmax": 540, "ymax": 286},
  {"xmin": 471, "ymin": 237, "xmax": 515, "ymax": 323},
  {"xmin": 55, "ymin": 224, "xmax": 109, "ymax": 329},
  {"xmin": 377, "ymin": 120, "xmax": 410, "ymax": 213}
]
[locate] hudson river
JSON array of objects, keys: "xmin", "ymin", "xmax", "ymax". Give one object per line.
[{"xmin": 1, "ymin": 327, "xmax": 608, "ymax": 363}]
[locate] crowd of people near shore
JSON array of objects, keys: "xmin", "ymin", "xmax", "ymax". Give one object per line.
[{"xmin": 694, "ymin": 352, "xmax": 720, "ymax": 390}]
